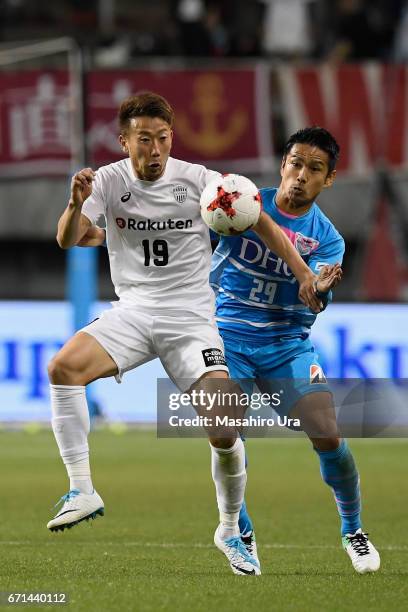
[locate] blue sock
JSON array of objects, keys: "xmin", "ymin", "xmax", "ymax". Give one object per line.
[
  {"xmin": 238, "ymin": 447, "xmax": 254, "ymax": 536},
  {"xmin": 239, "ymin": 500, "xmax": 254, "ymax": 536},
  {"xmin": 315, "ymin": 439, "xmax": 361, "ymax": 536}
]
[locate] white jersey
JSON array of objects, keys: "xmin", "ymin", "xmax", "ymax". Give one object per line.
[{"xmin": 81, "ymin": 156, "xmax": 220, "ymax": 313}]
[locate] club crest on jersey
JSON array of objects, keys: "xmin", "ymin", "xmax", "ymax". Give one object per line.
[
  {"xmin": 172, "ymin": 184, "xmax": 188, "ymax": 204},
  {"xmin": 116, "ymin": 217, "xmax": 126, "ymax": 229},
  {"xmin": 310, "ymin": 364, "xmax": 327, "ymax": 384},
  {"xmin": 121, "ymin": 192, "xmax": 131, "ymax": 202},
  {"xmin": 295, "ymin": 232, "xmax": 319, "ymax": 256}
]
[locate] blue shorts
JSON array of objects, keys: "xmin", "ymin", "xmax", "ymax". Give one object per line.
[{"xmin": 220, "ymin": 328, "xmax": 331, "ymax": 417}]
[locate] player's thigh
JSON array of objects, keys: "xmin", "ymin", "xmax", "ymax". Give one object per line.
[
  {"xmin": 255, "ymin": 336, "xmax": 336, "ymax": 432},
  {"xmin": 155, "ymin": 314, "xmax": 241, "ymax": 446},
  {"xmin": 281, "ymin": 344, "xmax": 338, "ymax": 439},
  {"xmin": 50, "ymin": 306, "xmax": 157, "ymax": 386},
  {"xmin": 277, "ymin": 342, "xmax": 339, "ymax": 440},
  {"xmin": 48, "ymin": 331, "xmax": 118, "ymax": 385},
  {"xmin": 154, "ymin": 312, "xmax": 229, "ymax": 389},
  {"xmin": 192, "ymin": 341, "xmax": 254, "ymax": 446},
  {"xmin": 221, "ymin": 330, "xmax": 256, "ymax": 396},
  {"xmin": 192, "ymin": 371, "xmax": 246, "ymax": 448},
  {"xmin": 252, "ymin": 337, "xmax": 306, "ymax": 417}
]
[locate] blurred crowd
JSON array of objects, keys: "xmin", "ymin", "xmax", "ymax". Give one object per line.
[{"xmin": 1, "ymin": 0, "xmax": 408, "ymax": 64}]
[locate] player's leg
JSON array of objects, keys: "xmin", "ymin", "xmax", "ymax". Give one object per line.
[
  {"xmin": 47, "ymin": 307, "xmax": 156, "ymax": 532},
  {"xmin": 157, "ymin": 314, "xmax": 259, "ymax": 575},
  {"xmin": 194, "ymin": 371, "xmax": 260, "ymax": 575},
  {"xmin": 219, "ymin": 329, "xmax": 258, "ymax": 560},
  {"xmin": 292, "ymin": 390, "xmax": 362, "ymax": 537},
  {"xmin": 197, "ymin": 371, "xmax": 246, "ymax": 537},
  {"xmin": 47, "ymin": 331, "xmax": 117, "ymax": 531},
  {"xmin": 284, "ymin": 343, "xmax": 380, "ymax": 574},
  {"xmin": 256, "ymin": 334, "xmax": 380, "ymax": 573},
  {"xmin": 292, "ymin": 393, "xmax": 380, "ymax": 573}
]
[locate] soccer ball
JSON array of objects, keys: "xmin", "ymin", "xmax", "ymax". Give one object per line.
[{"xmin": 200, "ymin": 174, "xmax": 262, "ymax": 236}]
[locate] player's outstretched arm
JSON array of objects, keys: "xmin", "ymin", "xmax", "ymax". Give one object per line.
[
  {"xmin": 56, "ymin": 168, "xmax": 95, "ymax": 249},
  {"xmin": 252, "ymin": 211, "xmax": 322, "ymax": 312}
]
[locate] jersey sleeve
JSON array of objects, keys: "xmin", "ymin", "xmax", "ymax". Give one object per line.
[
  {"xmin": 81, "ymin": 169, "xmax": 106, "ymax": 226},
  {"xmin": 308, "ymin": 228, "xmax": 345, "ymax": 309},
  {"xmin": 197, "ymin": 166, "xmax": 222, "ymax": 194},
  {"xmin": 204, "ymin": 168, "xmax": 222, "ymax": 186},
  {"xmin": 308, "ymin": 229, "xmax": 345, "ymax": 274}
]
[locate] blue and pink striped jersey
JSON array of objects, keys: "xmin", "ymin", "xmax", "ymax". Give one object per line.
[{"xmin": 210, "ymin": 187, "xmax": 345, "ymax": 340}]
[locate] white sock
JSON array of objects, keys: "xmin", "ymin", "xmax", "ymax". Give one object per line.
[
  {"xmin": 210, "ymin": 437, "xmax": 247, "ymax": 539},
  {"xmin": 67, "ymin": 457, "xmax": 93, "ymax": 495},
  {"xmin": 50, "ymin": 384, "xmax": 93, "ymax": 495}
]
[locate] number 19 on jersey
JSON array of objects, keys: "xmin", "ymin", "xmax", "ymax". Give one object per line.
[{"xmin": 142, "ymin": 239, "xmax": 169, "ymax": 267}]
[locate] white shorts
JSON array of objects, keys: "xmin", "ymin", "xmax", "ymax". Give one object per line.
[{"xmin": 80, "ymin": 304, "xmax": 228, "ymax": 388}]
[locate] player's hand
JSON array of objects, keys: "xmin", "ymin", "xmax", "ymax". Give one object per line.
[
  {"xmin": 77, "ymin": 225, "xmax": 106, "ymax": 247},
  {"xmin": 298, "ymin": 273, "xmax": 323, "ymax": 313},
  {"xmin": 70, "ymin": 168, "xmax": 95, "ymax": 208},
  {"xmin": 315, "ymin": 263, "xmax": 343, "ymax": 294}
]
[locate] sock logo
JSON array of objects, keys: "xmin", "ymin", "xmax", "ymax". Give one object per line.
[
  {"xmin": 310, "ymin": 364, "xmax": 327, "ymax": 384},
  {"xmin": 202, "ymin": 348, "xmax": 226, "ymax": 368}
]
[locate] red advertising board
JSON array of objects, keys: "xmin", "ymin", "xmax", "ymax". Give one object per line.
[
  {"xmin": 1, "ymin": 65, "xmax": 407, "ymax": 177},
  {"xmin": 87, "ymin": 69, "xmax": 261, "ymax": 168},
  {"xmin": 278, "ymin": 64, "xmax": 408, "ymax": 174},
  {"xmin": 0, "ymin": 71, "xmax": 72, "ymax": 176},
  {"xmin": 0, "ymin": 68, "xmax": 263, "ymax": 176}
]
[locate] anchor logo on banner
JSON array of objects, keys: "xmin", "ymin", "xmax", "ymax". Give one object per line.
[{"xmin": 177, "ymin": 74, "xmax": 247, "ymax": 157}]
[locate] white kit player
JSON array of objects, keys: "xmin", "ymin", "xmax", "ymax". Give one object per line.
[{"xmin": 47, "ymin": 92, "xmax": 320, "ymax": 576}]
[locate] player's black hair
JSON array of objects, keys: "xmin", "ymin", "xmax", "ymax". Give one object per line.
[
  {"xmin": 283, "ymin": 127, "xmax": 340, "ymax": 174},
  {"xmin": 118, "ymin": 92, "xmax": 174, "ymax": 133}
]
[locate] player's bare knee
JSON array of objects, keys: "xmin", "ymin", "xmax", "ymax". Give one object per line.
[
  {"xmin": 310, "ymin": 436, "xmax": 341, "ymax": 451},
  {"xmin": 305, "ymin": 423, "xmax": 339, "ymax": 442},
  {"xmin": 48, "ymin": 354, "xmax": 83, "ymax": 386},
  {"xmin": 209, "ymin": 435, "xmax": 237, "ymax": 449}
]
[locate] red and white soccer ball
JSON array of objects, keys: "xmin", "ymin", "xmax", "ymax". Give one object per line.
[{"xmin": 200, "ymin": 174, "xmax": 262, "ymax": 236}]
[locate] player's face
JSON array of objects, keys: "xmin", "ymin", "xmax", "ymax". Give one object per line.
[
  {"xmin": 119, "ymin": 116, "xmax": 173, "ymax": 181},
  {"xmin": 279, "ymin": 144, "xmax": 336, "ymax": 210}
]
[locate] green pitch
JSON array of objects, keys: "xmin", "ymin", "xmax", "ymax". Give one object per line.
[{"xmin": 0, "ymin": 431, "xmax": 407, "ymax": 611}]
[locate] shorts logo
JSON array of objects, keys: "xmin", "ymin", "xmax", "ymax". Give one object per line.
[
  {"xmin": 121, "ymin": 192, "xmax": 131, "ymax": 202},
  {"xmin": 116, "ymin": 217, "xmax": 126, "ymax": 229},
  {"xmin": 295, "ymin": 233, "xmax": 319, "ymax": 256},
  {"xmin": 310, "ymin": 364, "xmax": 327, "ymax": 384},
  {"xmin": 172, "ymin": 184, "xmax": 188, "ymax": 204},
  {"xmin": 202, "ymin": 348, "xmax": 227, "ymax": 368}
]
